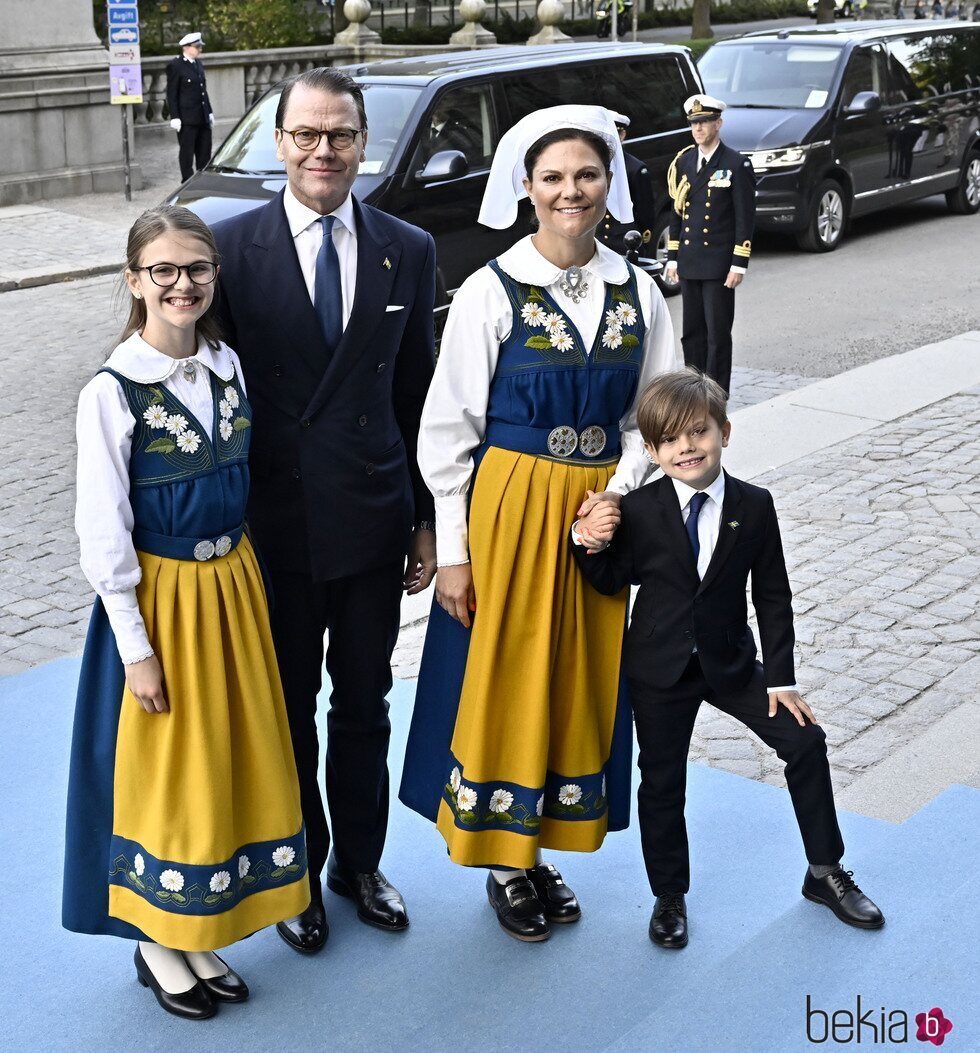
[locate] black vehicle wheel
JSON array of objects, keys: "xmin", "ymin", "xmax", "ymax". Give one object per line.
[
  {"xmin": 653, "ymin": 218, "xmax": 681, "ymax": 297},
  {"xmin": 945, "ymin": 151, "xmax": 980, "ymax": 215},
  {"xmin": 796, "ymin": 179, "xmax": 847, "ymax": 252}
]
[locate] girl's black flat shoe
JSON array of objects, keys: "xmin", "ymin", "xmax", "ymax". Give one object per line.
[
  {"xmin": 134, "ymin": 947, "xmax": 217, "ymax": 1020},
  {"xmin": 190, "ymin": 954, "xmax": 249, "ymax": 1003}
]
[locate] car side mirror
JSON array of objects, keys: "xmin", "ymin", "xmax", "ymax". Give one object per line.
[
  {"xmin": 416, "ymin": 150, "xmax": 469, "ymax": 184},
  {"xmin": 845, "ymin": 91, "xmax": 882, "ymax": 114}
]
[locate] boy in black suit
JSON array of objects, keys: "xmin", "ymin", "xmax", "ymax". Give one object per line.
[{"xmin": 572, "ymin": 369, "xmax": 883, "ymax": 948}]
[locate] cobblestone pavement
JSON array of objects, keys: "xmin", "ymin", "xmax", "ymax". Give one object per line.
[{"xmin": 3, "ymin": 271, "xmax": 978, "ymax": 802}]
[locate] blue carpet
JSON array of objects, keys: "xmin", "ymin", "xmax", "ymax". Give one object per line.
[{"xmin": 2, "ymin": 658, "xmax": 977, "ymax": 1052}]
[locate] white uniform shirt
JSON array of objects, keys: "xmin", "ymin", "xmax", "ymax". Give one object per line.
[
  {"xmin": 75, "ymin": 333, "xmax": 246, "ymax": 664},
  {"xmin": 418, "ymin": 235, "xmax": 680, "ymax": 566},
  {"xmin": 282, "ymin": 184, "xmax": 358, "ymax": 329}
]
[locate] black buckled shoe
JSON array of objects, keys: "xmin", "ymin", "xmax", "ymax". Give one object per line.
[
  {"xmin": 326, "ymin": 858, "xmax": 409, "ymax": 932},
  {"xmin": 134, "ymin": 947, "xmax": 216, "ymax": 1020},
  {"xmin": 276, "ymin": 892, "xmax": 329, "ymax": 954},
  {"xmin": 802, "ymin": 867, "xmax": 885, "ymax": 929},
  {"xmin": 526, "ymin": 863, "xmax": 582, "ymax": 923},
  {"xmin": 486, "ymin": 874, "xmax": 550, "ymax": 942},
  {"xmin": 186, "ymin": 954, "xmax": 249, "ymax": 1003},
  {"xmin": 648, "ymin": 893, "xmax": 688, "ymax": 949}
]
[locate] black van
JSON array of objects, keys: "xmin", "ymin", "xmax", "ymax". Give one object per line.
[
  {"xmin": 697, "ymin": 22, "xmax": 980, "ymax": 250},
  {"xmin": 170, "ymin": 43, "xmax": 702, "ymax": 298}
]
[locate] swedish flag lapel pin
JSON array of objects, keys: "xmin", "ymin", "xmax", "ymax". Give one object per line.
[
  {"xmin": 728, "ymin": 520, "xmax": 739, "ymax": 530},
  {"xmin": 382, "ymin": 257, "xmax": 392, "ymax": 270}
]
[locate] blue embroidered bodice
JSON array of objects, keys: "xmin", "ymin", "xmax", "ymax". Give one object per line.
[
  {"xmin": 484, "ymin": 259, "xmax": 646, "ymax": 462},
  {"xmin": 100, "ymin": 366, "xmax": 251, "ymax": 546}
]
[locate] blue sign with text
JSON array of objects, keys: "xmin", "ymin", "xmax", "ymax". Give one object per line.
[{"xmin": 108, "ymin": 7, "xmax": 138, "ymax": 24}]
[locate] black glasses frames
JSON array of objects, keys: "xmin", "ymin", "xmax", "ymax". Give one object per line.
[
  {"xmin": 134, "ymin": 262, "xmax": 218, "ymax": 288},
  {"xmin": 278, "ymin": 126, "xmax": 365, "ymax": 152}
]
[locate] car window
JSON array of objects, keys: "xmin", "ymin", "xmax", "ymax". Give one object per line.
[
  {"xmin": 410, "ymin": 83, "xmax": 498, "ymax": 174},
  {"xmin": 504, "ymin": 66, "xmax": 602, "ymax": 122},
  {"xmin": 210, "ymin": 83, "xmax": 422, "ymax": 175},
  {"xmin": 888, "ymin": 35, "xmax": 944, "ymax": 100},
  {"xmin": 840, "ymin": 46, "xmax": 888, "ymax": 108},
  {"xmin": 887, "ymin": 30, "xmax": 980, "ymax": 96},
  {"xmin": 594, "ymin": 59, "xmax": 689, "ymax": 136},
  {"xmin": 700, "ymin": 43, "xmax": 844, "ymax": 109}
]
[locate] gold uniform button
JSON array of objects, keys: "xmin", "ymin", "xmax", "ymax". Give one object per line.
[
  {"xmin": 684, "ymin": 227, "xmax": 689, "ymax": 232},
  {"xmin": 684, "ymin": 239, "xmax": 690, "ymax": 245},
  {"xmin": 703, "ymin": 228, "xmax": 709, "ymax": 233},
  {"xmin": 704, "ymin": 241, "xmax": 709, "ymax": 246}
]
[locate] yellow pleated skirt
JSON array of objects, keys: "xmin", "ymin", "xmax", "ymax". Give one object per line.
[
  {"xmin": 434, "ymin": 447, "xmax": 630, "ymax": 868},
  {"xmin": 106, "ymin": 536, "xmax": 309, "ymax": 950}
]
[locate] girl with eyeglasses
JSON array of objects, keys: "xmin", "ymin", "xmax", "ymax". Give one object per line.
[{"xmin": 63, "ymin": 205, "xmax": 308, "ymax": 1019}]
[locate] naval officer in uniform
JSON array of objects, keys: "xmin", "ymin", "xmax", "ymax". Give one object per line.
[
  {"xmin": 598, "ymin": 112, "xmax": 657, "ymax": 256},
  {"xmin": 664, "ymin": 94, "xmax": 756, "ymax": 395},
  {"xmin": 166, "ymin": 31, "xmax": 214, "ymax": 182}
]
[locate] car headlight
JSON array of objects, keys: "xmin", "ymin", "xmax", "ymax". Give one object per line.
[{"xmin": 748, "ymin": 145, "xmax": 810, "ymax": 172}]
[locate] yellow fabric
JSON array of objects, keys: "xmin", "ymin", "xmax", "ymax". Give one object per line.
[
  {"xmin": 435, "ymin": 448, "xmax": 629, "ymax": 868},
  {"xmin": 110, "ymin": 536, "xmax": 308, "ymax": 950}
]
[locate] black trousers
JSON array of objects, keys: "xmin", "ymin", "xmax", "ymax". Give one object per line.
[
  {"xmin": 268, "ymin": 561, "xmax": 404, "ymax": 888},
  {"xmin": 680, "ymin": 278, "xmax": 736, "ymax": 394},
  {"xmin": 176, "ymin": 122, "xmax": 212, "ymax": 181},
  {"xmin": 631, "ymin": 655, "xmax": 845, "ymax": 896}
]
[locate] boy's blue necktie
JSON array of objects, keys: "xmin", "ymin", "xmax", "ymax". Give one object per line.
[
  {"xmin": 685, "ymin": 491, "xmax": 709, "ymax": 562},
  {"xmin": 314, "ymin": 215, "xmax": 343, "ymax": 354}
]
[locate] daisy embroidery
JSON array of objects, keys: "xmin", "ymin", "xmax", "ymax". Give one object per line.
[
  {"xmin": 551, "ymin": 332, "xmax": 574, "ymax": 353},
  {"xmin": 488, "ymin": 789, "xmax": 514, "ymax": 813},
  {"xmin": 224, "ymin": 386, "xmax": 240, "ymax": 409},
  {"xmin": 165, "ymin": 413, "xmax": 188, "ymax": 435},
  {"xmin": 219, "ymin": 419, "xmax": 234, "ymax": 442},
  {"xmin": 543, "ymin": 312, "xmax": 567, "ymax": 335},
  {"xmin": 219, "ymin": 399, "xmax": 233, "ymax": 420},
  {"xmin": 176, "ymin": 430, "xmax": 201, "ymax": 454},
  {"xmin": 143, "ymin": 405, "xmax": 168, "ymax": 429},
  {"xmin": 558, "ymin": 784, "xmax": 582, "ymax": 806},
  {"xmin": 521, "ymin": 302, "xmax": 546, "ymax": 328},
  {"xmin": 159, "ymin": 869, "xmax": 184, "ymax": 892},
  {"xmin": 209, "ymin": 870, "xmax": 231, "ymax": 893},
  {"xmin": 456, "ymin": 785, "xmax": 478, "ymax": 812},
  {"xmin": 605, "ymin": 308, "xmax": 620, "ymax": 328},
  {"xmin": 272, "ymin": 845, "xmax": 295, "ymax": 867},
  {"xmin": 134, "ymin": 853, "xmax": 145, "ymax": 877},
  {"xmin": 450, "ymin": 767, "xmax": 461, "ymax": 792},
  {"xmin": 615, "ymin": 303, "xmax": 638, "ymax": 326},
  {"xmin": 601, "ymin": 328, "xmax": 623, "ymax": 350},
  {"xmin": 238, "ymin": 855, "xmax": 250, "ymax": 879}
]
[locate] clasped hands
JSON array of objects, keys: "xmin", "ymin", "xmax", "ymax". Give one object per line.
[{"xmin": 576, "ymin": 489, "xmax": 622, "ymax": 552}]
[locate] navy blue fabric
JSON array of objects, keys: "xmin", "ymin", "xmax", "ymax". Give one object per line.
[
  {"xmin": 686, "ymin": 491, "xmax": 709, "ymax": 562},
  {"xmin": 484, "ymin": 420, "xmax": 620, "ymax": 464},
  {"xmin": 314, "ymin": 215, "xmax": 343, "ymax": 353},
  {"xmin": 130, "ymin": 524, "xmax": 243, "ymax": 562},
  {"xmin": 63, "ymin": 365, "xmax": 254, "ymax": 941}
]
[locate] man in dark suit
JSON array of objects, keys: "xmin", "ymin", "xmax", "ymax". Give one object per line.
[
  {"xmin": 598, "ymin": 112, "xmax": 657, "ymax": 255},
  {"xmin": 571, "ymin": 369, "xmax": 883, "ymax": 949},
  {"xmin": 211, "ymin": 67, "xmax": 437, "ymax": 954},
  {"xmin": 166, "ymin": 31, "xmax": 213, "ymax": 182},
  {"xmin": 665, "ymin": 95, "xmax": 756, "ymax": 394}
]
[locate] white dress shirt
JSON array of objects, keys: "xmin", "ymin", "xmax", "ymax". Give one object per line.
[
  {"xmin": 418, "ymin": 235, "xmax": 680, "ymax": 566},
  {"xmin": 282, "ymin": 184, "xmax": 358, "ymax": 330},
  {"xmin": 75, "ymin": 333, "xmax": 246, "ymax": 665}
]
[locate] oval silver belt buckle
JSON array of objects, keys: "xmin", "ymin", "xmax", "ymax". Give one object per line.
[
  {"xmin": 579, "ymin": 425, "xmax": 607, "ymax": 458},
  {"xmin": 214, "ymin": 535, "xmax": 232, "ymax": 557},
  {"xmin": 193, "ymin": 539, "xmax": 215, "ymax": 561},
  {"xmin": 547, "ymin": 425, "xmax": 578, "ymax": 457}
]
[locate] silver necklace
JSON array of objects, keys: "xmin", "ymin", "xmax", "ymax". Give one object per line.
[{"xmin": 558, "ymin": 265, "xmax": 589, "ymax": 303}]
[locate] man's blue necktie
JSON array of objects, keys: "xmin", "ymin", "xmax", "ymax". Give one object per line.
[
  {"xmin": 685, "ymin": 491, "xmax": 709, "ymax": 563},
  {"xmin": 314, "ymin": 215, "xmax": 343, "ymax": 353}
]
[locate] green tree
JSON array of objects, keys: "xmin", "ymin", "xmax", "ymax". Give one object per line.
[{"xmin": 206, "ymin": 0, "xmax": 319, "ymax": 49}]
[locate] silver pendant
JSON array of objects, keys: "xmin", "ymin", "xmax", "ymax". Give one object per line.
[
  {"xmin": 182, "ymin": 360, "xmax": 197, "ymax": 383},
  {"xmin": 558, "ymin": 265, "xmax": 589, "ymax": 303}
]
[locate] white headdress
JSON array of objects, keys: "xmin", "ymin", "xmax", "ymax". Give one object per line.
[{"xmin": 478, "ymin": 105, "xmax": 634, "ymax": 230}]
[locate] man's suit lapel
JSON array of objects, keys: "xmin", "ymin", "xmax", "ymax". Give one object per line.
[
  {"xmin": 697, "ymin": 473, "xmax": 744, "ymax": 595},
  {"xmin": 688, "ymin": 141, "xmax": 724, "ymax": 196},
  {"xmin": 653, "ymin": 476, "xmax": 700, "ymax": 586},
  {"xmin": 303, "ymin": 199, "xmax": 400, "ymax": 420},
  {"xmin": 246, "ymin": 192, "xmax": 329, "ymax": 385}
]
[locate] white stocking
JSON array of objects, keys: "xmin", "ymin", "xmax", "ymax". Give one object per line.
[
  {"xmin": 183, "ymin": 951, "xmax": 229, "ymax": 980},
  {"xmin": 138, "ymin": 942, "xmax": 197, "ymax": 994},
  {"xmin": 490, "ymin": 868, "xmax": 524, "ymax": 884}
]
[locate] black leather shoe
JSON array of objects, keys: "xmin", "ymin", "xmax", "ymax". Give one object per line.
[
  {"xmin": 185, "ymin": 953, "xmax": 249, "ymax": 1003},
  {"xmin": 276, "ymin": 893, "xmax": 329, "ymax": 953},
  {"xmin": 134, "ymin": 947, "xmax": 216, "ymax": 1020},
  {"xmin": 486, "ymin": 874, "xmax": 550, "ymax": 942},
  {"xmin": 326, "ymin": 858, "xmax": 409, "ymax": 932},
  {"xmin": 649, "ymin": 893, "xmax": 688, "ymax": 949},
  {"xmin": 803, "ymin": 867, "xmax": 885, "ymax": 929},
  {"xmin": 526, "ymin": 863, "xmax": 582, "ymax": 923}
]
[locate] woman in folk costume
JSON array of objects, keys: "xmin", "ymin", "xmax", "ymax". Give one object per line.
[
  {"xmin": 63, "ymin": 206, "xmax": 308, "ymax": 1019},
  {"xmin": 399, "ymin": 107, "xmax": 678, "ymax": 941}
]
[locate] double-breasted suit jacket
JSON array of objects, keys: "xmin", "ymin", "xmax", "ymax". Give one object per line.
[
  {"xmin": 667, "ymin": 142, "xmax": 757, "ymax": 280},
  {"xmin": 211, "ymin": 192, "xmax": 436, "ymax": 583},
  {"xmin": 572, "ymin": 472, "xmax": 796, "ymax": 695}
]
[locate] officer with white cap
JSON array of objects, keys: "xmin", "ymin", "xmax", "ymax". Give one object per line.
[
  {"xmin": 664, "ymin": 93, "xmax": 756, "ymax": 394},
  {"xmin": 166, "ymin": 31, "xmax": 214, "ymax": 182},
  {"xmin": 597, "ymin": 112, "xmax": 657, "ymax": 258}
]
